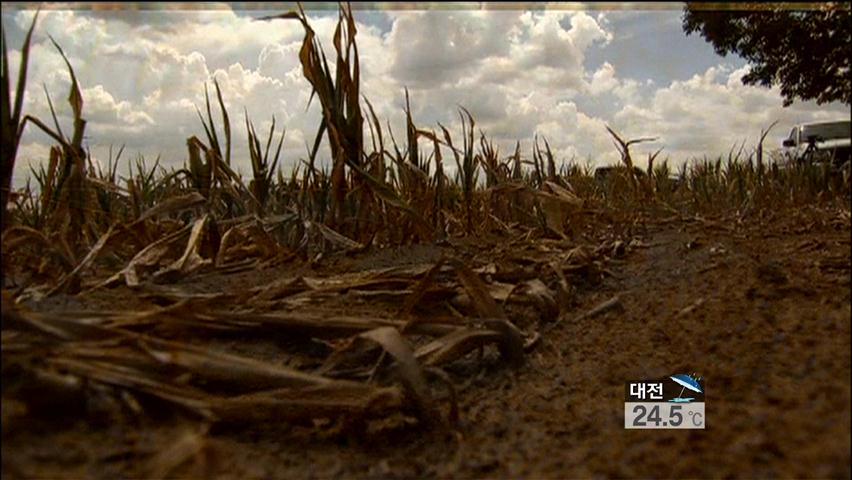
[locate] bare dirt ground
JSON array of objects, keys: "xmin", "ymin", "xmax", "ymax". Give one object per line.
[{"xmin": 2, "ymin": 206, "xmax": 850, "ymax": 479}]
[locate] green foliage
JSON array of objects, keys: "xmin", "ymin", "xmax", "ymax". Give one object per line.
[{"xmin": 682, "ymin": 3, "xmax": 851, "ymax": 106}]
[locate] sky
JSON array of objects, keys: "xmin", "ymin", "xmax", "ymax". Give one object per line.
[{"xmin": 3, "ymin": 2, "xmax": 849, "ymax": 188}]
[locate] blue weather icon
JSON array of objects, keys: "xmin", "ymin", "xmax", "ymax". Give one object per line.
[{"xmin": 669, "ymin": 373, "xmax": 702, "ymax": 403}]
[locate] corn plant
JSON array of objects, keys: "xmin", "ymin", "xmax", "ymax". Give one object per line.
[
  {"xmin": 20, "ymin": 35, "xmax": 94, "ymax": 254},
  {"xmin": 259, "ymin": 3, "xmax": 364, "ymax": 230},
  {"xmin": 246, "ymin": 112, "xmax": 284, "ymax": 215},
  {"xmin": 196, "ymin": 80, "xmax": 231, "ymax": 168},
  {"xmin": 1, "ymin": 9, "xmax": 39, "ymax": 231},
  {"xmin": 449, "ymin": 108, "xmax": 478, "ymax": 233},
  {"xmin": 605, "ymin": 125, "xmax": 657, "ymax": 196}
]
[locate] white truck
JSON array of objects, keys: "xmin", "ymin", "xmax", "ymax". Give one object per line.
[{"xmin": 781, "ymin": 120, "xmax": 851, "ymax": 168}]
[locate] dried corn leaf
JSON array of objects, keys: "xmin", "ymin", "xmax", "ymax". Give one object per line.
[
  {"xmin": 414, "ymin": 319, "xmax": 524, "ymax": 367},
  {"xmin": 101, "ymin": 222, "xmax": 194, "ymax": 288},
  {"xmin": 363, "ymin": 263, "xmax": 436, "ymax": 279},
  {"xmin": 208, "ymin": 383, "xmax": 405, "ymax": 424},
  {"xmin": 216, "ymin": 311, "xmax": 456, "ymax": 338},
  {"xmin": 153, "ymin": 215, "xmax": 212, "ymax": 283},
  {"xmin": 135, "ymin": 284, "xmax": 237, "ymax": 306},
  {"xmin": 481, "ymin": 318, "xmax": 525, "ymax": 366},
  {"xmin": 1, "ymin": 225, "xmax": 74, "ymax": 272},
  {"xmin": 48, "ymin": 224, "xmax": 121, "ymax": 295},
  {"xmin": 146, "ymin": 424, "xmax": 209, "ymax": 479},
  {"xmin": 3, "ymin": 308, "xmax": 117, "ymax": 342},
  {"xmin": 453, "ymin": 260, "xmax": 507, "ymax": 320},
  {"xmin": 47, "ymin": 357, "xmax": 214, "ymax": 418},
  {"xmin": 138, "ymin": 336, "xmax": 338, "ymax": 390},
  {"xmin": 537, "ymin": 196, "xmax": 569, "ymax": 239},
  {"xmin": 216, "ymin": 220, "xmax": 283, "ymax": 267},
  {"xmin": 214, "ymin": 225, "xmax": 240, "ymax": 267},
  {"xmin": 542, "ymin": 180, "xmax": 583, "ymax": 207},
  {"xmin": 130, "ymin": 192, "xmax": 206, "ymax": 226},
  {"xmin": 10, "ymin": 305, "xmax": 418, "ymax": 423},
  {"xmin": 348, "ymin": 289, "xmax": 412, "ymax": 301},
  {"xmin": 510, "ymin": 278, "xmax": 558, "ymax": 319},
  {"xmin": 415, "ymin": 327, "xmax": 504, "ymax": 366},
  {"xmin": 305, "ymin": 219, "xmax": 363, "ymax": 251},
  {"xmin": 300, "ymin": 276, "xmax": 410, "ymax": 293},
  {"xmin": 251, "ymin": 276, "xmax": 311, "ymax": 303},
  {"xmin": 400, "ymin": 257, "xmax": 446, "ymax": 316},
  {"xmin": 359, "ymin": 327, "xmax": 434, "ymax": 418}
]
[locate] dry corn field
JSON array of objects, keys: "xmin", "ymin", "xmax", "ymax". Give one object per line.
[{"xmin": 1, "ymin": 5, "xmax": 850, "ymax": 479}]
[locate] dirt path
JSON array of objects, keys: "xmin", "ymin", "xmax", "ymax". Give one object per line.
[{"xmin": 3, "ymin": 212, "xmax": 850, "ymax": 479}]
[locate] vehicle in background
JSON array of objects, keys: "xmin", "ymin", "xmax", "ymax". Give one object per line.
[{"xmin": 781, "ymin": 120, "xmax": 851, "ymax": 168}]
